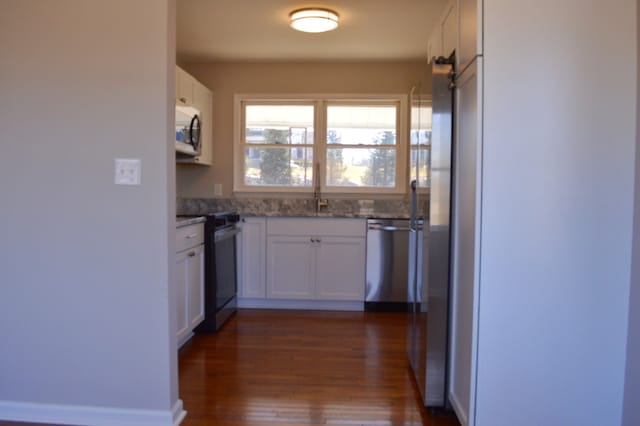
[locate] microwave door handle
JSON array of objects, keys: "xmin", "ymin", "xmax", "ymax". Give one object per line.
[{"xmin": 189, "ymin": 114, "xmax": 200, "ymax": 148}]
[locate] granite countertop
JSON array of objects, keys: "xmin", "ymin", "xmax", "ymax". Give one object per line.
[
  {"xmin": 176, "ymin": 216, "xmax": 206, "ymax": 228},
  {"xmin": 177, "ymin": 197, "xmax": 423, "ymax": 220}
]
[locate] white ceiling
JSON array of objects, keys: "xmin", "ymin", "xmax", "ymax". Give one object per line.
[{"xmin": 177, "ymin": 0, "xmax": 449, "ymax": 62}]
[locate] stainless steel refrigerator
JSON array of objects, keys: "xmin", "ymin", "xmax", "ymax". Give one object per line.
[{"xmin": 407, "ymin": 57, "xmax": 454, "ymax": 408}]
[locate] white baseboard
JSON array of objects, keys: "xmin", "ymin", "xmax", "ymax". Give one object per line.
[
  {"xmin": 449, "ymin": 391, "xmax": 468, "ymax": 426},
  {"xmin": 0, "ymin": 398, "xmax": 186, "ymax": 426},
  {"xmin": 238, "ymin": 297, "xmax": 364, "ymax": 311}
]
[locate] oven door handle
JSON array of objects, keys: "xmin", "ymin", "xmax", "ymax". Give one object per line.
[{"xmin": 214, "ymin": 226, "xmax": 241, "ymax": 243}]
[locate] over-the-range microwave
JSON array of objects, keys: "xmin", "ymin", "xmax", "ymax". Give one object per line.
[{"xmin": 175, "ymin": 105, "xmax": 201, "ymax": 156}]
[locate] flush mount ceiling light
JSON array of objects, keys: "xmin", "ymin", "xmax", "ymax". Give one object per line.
[{"xmin": 289, "ymin": 8, "xmax": 339, "ymax": 33}]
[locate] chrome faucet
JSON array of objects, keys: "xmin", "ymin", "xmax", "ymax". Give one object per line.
[{"xmin": 314, "ymin": 162, "xmax": 329, "ymax": 213}]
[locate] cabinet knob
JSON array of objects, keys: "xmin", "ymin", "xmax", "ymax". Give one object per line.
[
  {"xmin": 179, "ymin": 97, "xmax": 187, "ymax": 103},
  {"xmin": 188, "ymin": 251, "xmax": 196, "ymax": 257}
]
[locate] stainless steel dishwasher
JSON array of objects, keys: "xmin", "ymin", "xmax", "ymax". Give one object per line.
[{"xmin": 365, "ymin": 218, "xmax": 412, "ymax": 311}]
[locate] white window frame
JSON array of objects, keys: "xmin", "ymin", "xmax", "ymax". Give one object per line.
[{"xmin": 233, "ymin": 94, "xmax": 408, "ymax": 195}]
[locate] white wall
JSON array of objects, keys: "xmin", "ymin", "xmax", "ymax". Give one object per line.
[
  {"xmin": 623, "ymin": 3, "xmax": 640, "ymax": 423},
  {"xmin": 477, "ymin": 1, "xmax": 636, "ymax": 425},
  {"xmin": 0, "ymin": 1, "xmax": 180, "ymax": 425}
]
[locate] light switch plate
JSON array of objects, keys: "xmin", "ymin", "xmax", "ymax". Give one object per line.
[{"xmin": 114, "ymin": 158, "xmax": 141, "ymax": 185}]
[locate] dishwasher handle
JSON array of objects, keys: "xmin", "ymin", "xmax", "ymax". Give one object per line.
[{"xmin": 368, "ymin": 224, "xmax": 412, "ymax": 232}]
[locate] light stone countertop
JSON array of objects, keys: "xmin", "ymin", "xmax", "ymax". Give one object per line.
[
  {"xmin": 176, "ymin": 216, "xmax": 206, "ymax": 228},
  {"xmin": 177, "ymin": 197, "xmax": 422, "ymax": 220}
]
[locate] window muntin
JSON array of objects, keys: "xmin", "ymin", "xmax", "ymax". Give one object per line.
[{"xmin": 235, "ymin": 95, "xmax": 407, "ymax": 194}]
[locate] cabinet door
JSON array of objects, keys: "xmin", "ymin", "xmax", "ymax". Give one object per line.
[
  {"xmin": 457, "ymin": 0, "xmax": 481, "ymax": 72},
  {"xmin": 266, "ymin": 236, "xmax": 315, "ymax": 299},
  {"xmin": 175, "ymin": 251, "xmax": 190, "ymax": 344},
  {"xmin": 315, "ymin": 237, "xmax": 366, "ymax": 301},
  {"xmin": 449, "ymin": 58, "xmax": 482, "ymax": 426},
  {"xmin": 176, "ymin": 66, "xmax": 193, "ymax": 106},
  {"xmin": 186, "ymin": 244, "xmax": 205, "ymax": 329},
  {"xmin": 239, "ymin": 217, "xmax": 266, "ymax": 298},
  {"xmin": 441, "ymin": 1, "xmax": 457, "ymax": 58}
]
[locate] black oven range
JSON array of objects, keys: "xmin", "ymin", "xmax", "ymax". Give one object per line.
[{"xmin": 194, "ymin": 211, "xmax": 241, "ymax": 333}]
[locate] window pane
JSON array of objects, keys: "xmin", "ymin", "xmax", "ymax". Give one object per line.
[
  {"xmin": 410, "ymin": 104, "xmax": 432, "ymax": 146},
  {"xmin": 327, "ymin": 105, "xmax": 397, "ymax": 145},
  {"xmin": 245, "ymin": 105, "xmax": 314, "ymax": 145},
  {"xmin": 326, "ymin": 148, "xmax": 396, "ymax": 187},
  {"xmin": 244, "ymin": 147, "xmax": 313, "ymax": 186},
  {"xmin": 410, "ymin": 147, "xmax": 430, "ymax": 188}
]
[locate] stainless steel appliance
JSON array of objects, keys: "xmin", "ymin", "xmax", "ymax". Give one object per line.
[
  {"xmin": 407, "ymin": 57, "xmax": 454, "ymax": 408},
  {"xmin": 175, "ymin": 105, "xmax": 201, "ymax": 156},
  {"xmin": 365, "ymin": 218, "xmax": 414, "ymax": 311},
  {"xmin": 196, "ymin": 212, "xmax": 241, "ymax": 332}
]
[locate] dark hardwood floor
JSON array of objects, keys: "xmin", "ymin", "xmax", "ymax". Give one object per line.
[
  {"xmin": 179, "ymin": 309, "xmax": 459, "ymax": 426},
  {"xmin": 0, "ymin": 310, "xmax": 460, "ymax": 426}
]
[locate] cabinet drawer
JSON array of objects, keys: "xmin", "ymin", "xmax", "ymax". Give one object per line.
[
  {"xmin": 176, "ymin": 223, "xmax": 204, "ymax": 252},
  {"xmin": 267, "ymin": 218, "xmax": 366, "ymax": 237}
]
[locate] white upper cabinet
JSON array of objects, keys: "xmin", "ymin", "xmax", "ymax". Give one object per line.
[
  {"xmin": 457, "ymin": 0, "xmax": 482, "ymax": 72},
  {"xmin": 427, "ymin": 0, "xmax": 457, "ymax": 61},
  {"xmin": 176, "ymin": 66, "xmax": 193, "ymax": 106}
]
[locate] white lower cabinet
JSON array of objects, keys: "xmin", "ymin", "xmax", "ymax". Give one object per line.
[
  {"xmin": 265, "ymin": 218, "xmax": 366, "ymax": 303},
  {"xmin": 238, "ymin": 217, "xmax": 266, "ymax": 298},
  {"xmin": 267, "ymin": 236, "xmax": 316, "ymax": 299},
  {"xmin": 175, "ymin": 222, "xmax": 205, "ymax": 348},
  {"xmin": 315, "ymin": 237, "xmax": 365, "ymax": 301}
]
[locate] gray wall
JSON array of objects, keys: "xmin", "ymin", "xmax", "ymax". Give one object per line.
[
  {"xmin": 0, "ymin": 0, "xmax": 179, "ymax": 423},
  {"xmin": 476, "ymin": 1, "xmax": 636, "ymax": 425},
  {"xmin": 623, "ymin": 2, "xmax": 640, "ymax": 424}
]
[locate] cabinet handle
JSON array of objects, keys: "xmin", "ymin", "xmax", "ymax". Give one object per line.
[
  {"xmin": 179, "ymin": 97, "xmax": 187, "ymax": 103},
  {"xmin": 188, "ymin": 251, "xmax": 196, "ymax": 257},
  {"xmin": 185, "ymin": 233, "xmax": 198, "ymax": 239},
  {"xmin": 317, "ymin": 238, "xmax": 322, "ymax": 243}
]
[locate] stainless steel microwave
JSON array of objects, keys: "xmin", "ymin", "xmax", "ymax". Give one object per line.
[{"xmin": 175, "ymin": 105, "xmax": 201, "ymax": 156}]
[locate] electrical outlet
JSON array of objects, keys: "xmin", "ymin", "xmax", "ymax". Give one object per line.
[
  {"xmin": 114, "ymin": 158, "xmax": 141, "ymax": 185},
  {"xmin": 214, "ymin": 183, "xmax": 223, "ymax": 196}
]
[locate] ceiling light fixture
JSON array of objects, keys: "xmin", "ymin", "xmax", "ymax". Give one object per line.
[{"xmin": 289, "ymin": 8, "xmax": 339, "ymax": 33}]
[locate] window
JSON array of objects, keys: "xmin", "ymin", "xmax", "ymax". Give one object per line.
[
  {"xmin": 410, "ymin": 100, "xmax": 432, "ymax": 188},
  {"xmin": 235, "ymin": 95, "xmax": 408, "ymax": 194}
]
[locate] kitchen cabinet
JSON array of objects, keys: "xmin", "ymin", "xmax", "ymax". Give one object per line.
[
  {"xmin": 456, "ymin": 0, "xmax": 482, "ymax": 73},
  {"xmin": 267, "ymin": 236, "xmax": 316, "ymax": 299},
  {"xmin": 315, "ymin": 237, "xmax": 365, "ymax": 301},
  {"xmin": 450, "ymin": 57, "xmax": 482, "ymax": 426},
  {"xmin": 175, "ymin": 221, "xmax": 205, "ymax": 348},
  {"xmin": 237, "ymin": 217, "xmax": 266, "ymax": 298},
  {"xmin": 265, "ymin": 218, "xmax": 366, "ymax": 302},
  {"xmin": 427, "ymin": 0, "xmax": 457, "ymax": 61},
  {"xmin": 176, "ymin": 66, "xmax": 193, "ymax": 106}
]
